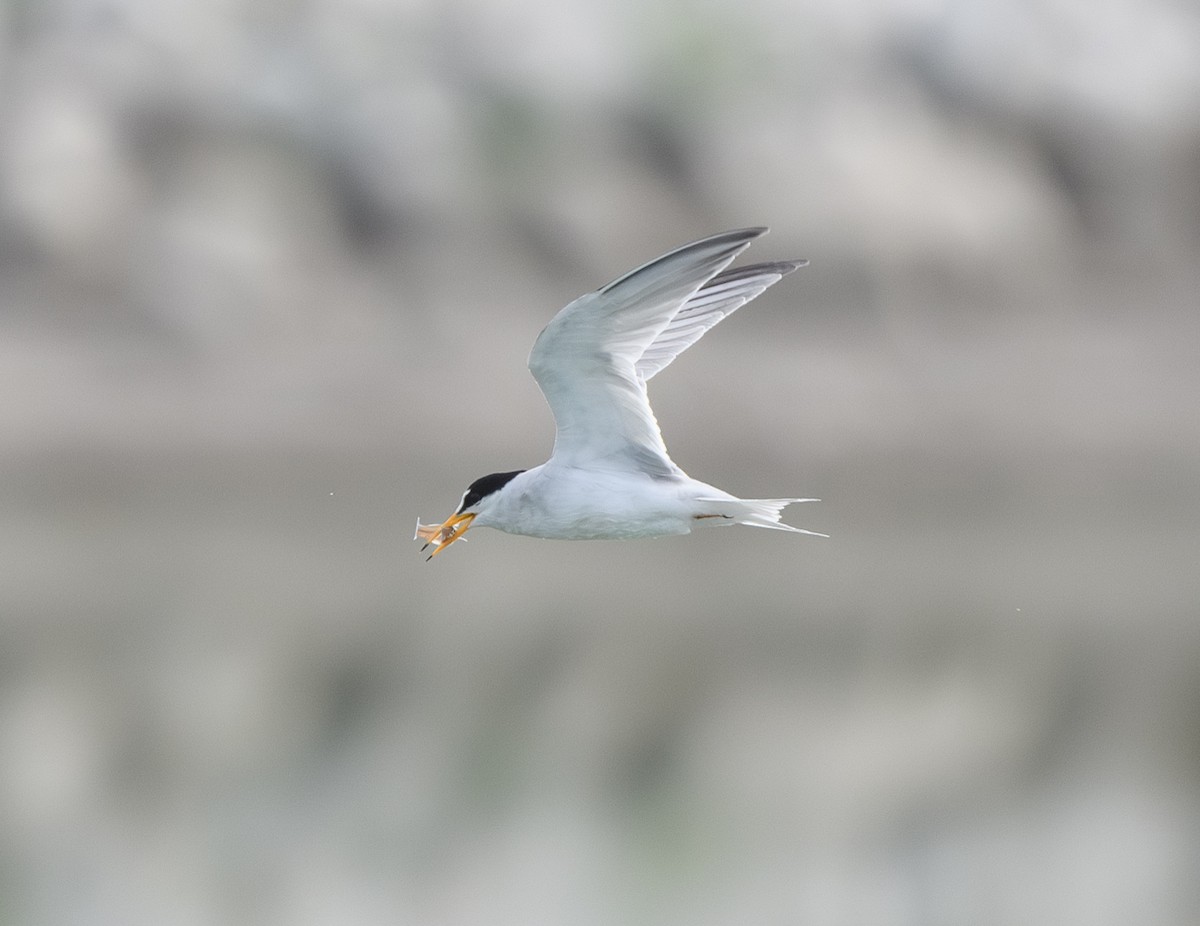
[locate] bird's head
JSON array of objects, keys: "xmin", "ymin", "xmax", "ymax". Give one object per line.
[{"xmin": 414, "ymin": 470, "xmax": 525, "ymax": 559}]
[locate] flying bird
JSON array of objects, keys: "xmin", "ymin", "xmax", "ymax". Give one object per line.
[{"xmin": 415, "ymin": 227, "xmax": 826, "ymax": 559}]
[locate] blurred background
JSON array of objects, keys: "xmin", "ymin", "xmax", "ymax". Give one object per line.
[{"xmin": 2, "ymin": 0, "xmax": 1199, "ymax": 923}]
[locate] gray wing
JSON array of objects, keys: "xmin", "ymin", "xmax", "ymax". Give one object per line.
[
  {"xmin": 635, "ymin": 260, "xmax": 805, "ymax": 381},
  {"xmin": 528, "ymin": 228, "xmax": 766, "ymax": 475}
]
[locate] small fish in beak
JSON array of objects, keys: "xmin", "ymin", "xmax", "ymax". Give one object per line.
[{"xmin": 414, "ymin": 511, "xmax": 476, "ymax": 560}]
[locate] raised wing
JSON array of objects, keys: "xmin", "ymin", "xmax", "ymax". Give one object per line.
[
  {"xmin": 528, "ymin": 228, "xmax": 766, "ymax": 475},
  {"xmin": 636, "ymin": 260, "xmax": 805, "ymax": 381}
]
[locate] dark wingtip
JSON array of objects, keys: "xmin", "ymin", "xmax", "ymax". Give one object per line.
[
  {"xmin": 760, "ymin": 258, "xmax": 809, "ymax": 276},
  {"xmin": 597, "ymin": 227, "xmax": 769, "ymax": 295},
  {"xmin": 718, "ymin": 226, "xmax": 769, "ymax": 245},
  {"xmin": 703, "ymin": 259, "xmax": 808, "ymax": 287},
  {"xmin": 767, "ymin": 259, "xmax": 807, "ymax": 276}
]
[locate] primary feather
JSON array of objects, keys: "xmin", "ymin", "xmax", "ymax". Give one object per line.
[
  {"xmin": 636, "ymin": 260, "xmax": 806, "ymax": 380},
  {"xmin": 528, "ymin": 228, "xmax": 775, "ymax": 475}
]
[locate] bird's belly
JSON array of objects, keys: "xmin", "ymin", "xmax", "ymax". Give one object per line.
[
  {"xmin": 500, "ymin": 476, "xmax": 697, "ymax": 540},
  {"xmin": 507, "ymin": 503, "xmax": 692, "ymax": 540},
  {"xmin": 512, "ymin": 515, "xmax": 689, "ymax": 541}
]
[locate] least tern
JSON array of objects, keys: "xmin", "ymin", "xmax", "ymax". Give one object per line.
[{"xmin": 415, "ymin": 227, "xmax": 826, "ymax": 559}]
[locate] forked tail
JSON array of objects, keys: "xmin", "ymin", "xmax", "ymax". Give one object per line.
[{"xmin": 697, "ymin": 497, "xmax": 828, "ymax": 537}]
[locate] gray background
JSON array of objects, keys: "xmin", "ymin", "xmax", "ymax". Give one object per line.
[{"xmin": 3, "ymin": 0, "xmax": 1199, "ymax": 923}]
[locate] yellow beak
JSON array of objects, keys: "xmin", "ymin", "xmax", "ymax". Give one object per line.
[{"xmin": 414, "ymin": 511, "xmax": 476, "ymax": 560}]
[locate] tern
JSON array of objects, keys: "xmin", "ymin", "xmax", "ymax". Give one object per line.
[{"xmin": 415, "ymin": 227, "xmax": 826, "ymax": 559}]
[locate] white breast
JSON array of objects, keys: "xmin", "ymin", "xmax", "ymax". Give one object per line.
[{"xmin": 474, "ymin": 464, "xmax": 711, "ymax": 540}]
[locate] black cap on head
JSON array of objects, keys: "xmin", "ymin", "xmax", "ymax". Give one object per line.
[{"xmin": 457, "ymin": 470, "xmax": 525, "ymax": 512}]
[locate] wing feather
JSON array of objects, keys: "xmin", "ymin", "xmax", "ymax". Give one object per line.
[
  {"xmin": 636, "ymin": 260, "xmax": 806, "ymax": 380},
  {"xmin": 527, "ymin": 228, "xmax": 801, "ymax": 476}
]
